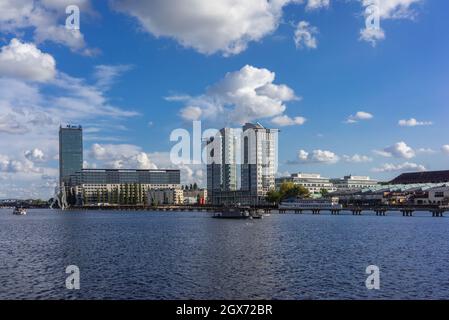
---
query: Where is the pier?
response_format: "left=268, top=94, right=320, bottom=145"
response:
left=277, top=206, right=448, bottom=217
left=66, top=204, right=449, bottom=218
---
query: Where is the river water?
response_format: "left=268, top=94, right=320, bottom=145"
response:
left=1, top=209, right=448, bottom=300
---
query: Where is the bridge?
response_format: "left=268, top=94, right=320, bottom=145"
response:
left=278, top=206, right=448, bottom=217
left=69, top=204, right=449, bottom=217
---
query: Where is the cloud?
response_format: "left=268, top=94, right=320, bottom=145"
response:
left=24, top=148, right=45, bottom=162
left=111, top=0, right=305, bottom=56
left=294, top=21, right=318, bottom=49
left=398, top=118, right=433, bottom=127
left=359, top=0, right=422, bottom=46
left=271, top=115, right=306, bottom=127
left=306, top=0, right=330, bottom=10
left=88, top=144, right=205, bottom=186
left=359, top=27, right=385, bottom=45
left=170, top=65, right=299, bottom=125
left=0, top=52, right=137, bottom=198
left=0, top=0, right=94, bottom=54
left=89, top=143, right=158, bottom=170
left=416, top=148, right=436, bottom=154
left=0, top=154, right=43, bottom=174
left=374, top=141, right=416, bottom=159
left=294, top=149, right=340, bottom=164
left=442, top=145, right=449, bottom=155
left=93, top=64, right=133, bottom=90
left=343, top=154, right=373, bottom=163
left=345, top=111, right=373, bottom=123
left=0, top=39, right=56, bottom=82
left=372, top=162, right=427, bottom=173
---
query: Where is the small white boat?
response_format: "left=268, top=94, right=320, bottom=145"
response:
left=13, top=207, right=27, bottom=215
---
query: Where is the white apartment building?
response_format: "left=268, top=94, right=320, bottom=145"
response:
left=241, top=123, right=279, bottom=204
left=331, top=175, right=378, bottom=191
left=276, top=173, right=337, bottom=197
left=148, top=189, right=184, bottom=205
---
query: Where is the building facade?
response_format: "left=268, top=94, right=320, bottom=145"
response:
left=183, top=189, right=208, bottom=205
left=59, top=125, right=83, bottom=185
left=241, top=123, right=278, bottom=204
left=72, top=169, right=181, bottom=205
left=148, top=189, right=184, bottom=205
left=276, top=173, right=337, bottom=197
left=331, top=175, right=378, bottom=191
left=207, top=123, right=278, bottom=206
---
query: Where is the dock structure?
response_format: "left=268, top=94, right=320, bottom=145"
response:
left=73, top=204, right=448, bottom=218
left=273, top=206, right=448, bottom=217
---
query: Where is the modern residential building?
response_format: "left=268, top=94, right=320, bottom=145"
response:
left=206, top=128, right=239, bottom=194
left=207, top=122, right=279, bottom=206
left=58, top=124, right=184, bottom=206
left=276, top=173, right=337, bottom=197
left=72, top=169, right=181, bottom=205
left=148, top=188, right=184, bottom=205
left=183, top=189, right=207, bottom=205
left=241, top=123, right=278, bottom=204
left=331, top=175, right=378, bottom=191
left=59, top=125, right=83, bottom=185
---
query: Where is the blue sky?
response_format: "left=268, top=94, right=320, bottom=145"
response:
left=0, top=0, right=448, bottom=199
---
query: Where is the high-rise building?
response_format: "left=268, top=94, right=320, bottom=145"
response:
left=241, top=123, right=278, bottom=204
left=207, top=123, right=278, bottom=206
left=206, top=128, right=239, bottom=194
left=59, top=125, right=83, bottom=185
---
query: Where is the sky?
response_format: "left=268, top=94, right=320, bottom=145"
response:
left=0, top=0, right=448, bottom=199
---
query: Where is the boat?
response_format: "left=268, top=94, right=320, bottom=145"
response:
left=213, top=207, right=251, bottom=219
left=279, top=197, right=343, bottom=211
left=13, top=207, right=27, bottom=215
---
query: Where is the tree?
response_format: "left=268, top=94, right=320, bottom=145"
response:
left=278, top=182, right=310, bottom=200
left=193, top=183, right=198, bottom=190
left=320, top=189, right=329, bottom=198
left=266, top=190, right=282, bottom=204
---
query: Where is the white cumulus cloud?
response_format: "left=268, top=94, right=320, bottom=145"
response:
left=372, top=162, right=427, bottom=173
left=374, top=141, right=416, bottom=159
left=169, top=65, right=299, bottom=125
left=0, top=0, right=94, bottom=54
left=345, top=111, right=373, bottom=123
left=271, top=115, right=306, bottom=127
left=398, top=118, right=433, bottom=127
left=306, top=0, right=330, bottom=10
left=24, top=148, right=45, bottom=162
left=359, top=0, right=422, bottom=46
left=343, top=154, right=373, bottom=163
left=0, top=38, right=56, bottom=82
left=295, top=149, right=340, bottom=164
left=442, top=145, right=449, bottom=155
left=111, top=0, right=310, bottom=56
left=294, top=21, right=318, bottom=49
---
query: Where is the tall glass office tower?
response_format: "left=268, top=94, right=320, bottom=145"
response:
left=59, top=125, right=83, bottom=185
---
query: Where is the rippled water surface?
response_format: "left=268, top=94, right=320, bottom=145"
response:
left=1, top=209, right=449, bottom=300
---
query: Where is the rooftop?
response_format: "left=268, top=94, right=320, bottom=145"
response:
left=390, top=170, right=449, bottom=184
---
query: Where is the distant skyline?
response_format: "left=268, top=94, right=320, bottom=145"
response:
left=1, top=0, right=449, bottom=199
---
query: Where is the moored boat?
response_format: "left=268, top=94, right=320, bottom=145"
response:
left=213, top=207, right=251, bottom=219
left=13, top=207, right=27, bottom=215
